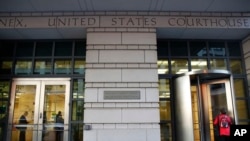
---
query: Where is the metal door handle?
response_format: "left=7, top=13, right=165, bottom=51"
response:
left=40, top=113, right=42, bottom=119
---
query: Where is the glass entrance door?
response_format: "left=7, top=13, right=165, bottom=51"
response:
left=191, top=79, right=236, bottom=141
left=8, top=78, right=70, bottom=141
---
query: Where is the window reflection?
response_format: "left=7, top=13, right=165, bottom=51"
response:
left=230, top=59, right=242, bottom=74
left=74, top=60, right=85, bottom=74
left=70, top=123, right=83, bottom=141
left=12, top=85, right=36, bottom=141
left=71, top=101, right=84, bottom=121
left=210, top=59, right=227, bottom=70
left=160, top=101, right=171, bottom=120
left=171, top=59, right=188, bottom=74
left=73, top=79, right=84, bottom=99
left=234, top=79, right=245, bottom=97
left=190, top=59, right=208, bottom=71
left=54, top=60, right=71, bottom=74
left=159, top=79, right=170, bottom=98
left=160, top=123, right=172, bottom=141
left=189, top=41, right=207, bottom=57
left=236, top=100, right=248, bottom=120
left=34, top=60, right=52, bottom=74
left=208, top=42, right=226, bottom=56
left=0, top=81, right=9, bottom=99
left=0, top=61, right=12, bottom=74
left=15, top=61, right=32, bottom=74
left=157, top=60, right=168, bottom=74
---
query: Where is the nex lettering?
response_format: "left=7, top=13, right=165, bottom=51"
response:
left=0, top=18, right=24, bottom=27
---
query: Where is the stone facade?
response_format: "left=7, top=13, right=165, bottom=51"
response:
left=84, top=27, right=160, bottom=141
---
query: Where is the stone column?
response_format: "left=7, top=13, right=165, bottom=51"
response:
left=84, top=28, right=160, bottom=141
left=242, top=36, right=250, bottom=100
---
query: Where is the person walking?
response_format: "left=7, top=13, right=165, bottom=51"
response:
left=19, top=111, right=29, bottom=141
left=213, top=108, right=233, bottom=141
left=55, top=111, right=64, bottom=141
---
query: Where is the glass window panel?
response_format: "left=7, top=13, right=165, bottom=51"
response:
left=0, top=81, right=10, bottom=99
left=160, top=101, right=171, bottom=120
left=0, top=41, right=15, bottom=57
left=0, top=100, right=8, bottom=141
left=236, top=100, right=249, bottom=120
left=210, top=59, right=227, bottom=70
left=171, top=59, right=188, bottom=74
left=170, top=41, right=188, bottom=56
left=54, top=60, right=71, bottom=74
left=189, top=41, right=207, bottom=56
left=71, top=101, right=84, bottom=121
left=157, top=60, right=169, bottom=74
left=230, top=59, right=242, bottom=74
left=34, top=60, right=52, bottom=74
left=228, top=42, right=241, bottom=56
left=157, top=41, right=169, bottom=57
left=208, top=42, right=226, bottom=56
left=0, top=60, right=12, bottom=74
left=74, top=60, right=85, bottom=74
left=159, top=79, right=170, bottom=98
left=233, top=79, right=245, bottom=97
left=73, top=79, right=84, bottom=99
left=55, top=42, right=72, bottom=56
left=12, top=85, right=36, bottom=141
left=70, top=123, right=83, bottom=141
left=160, top=123, right=172, bottom=141
left=238, top=121, right=250, bottom=125
left=75, top=41, right=86, bottom=56
left=35, top=42, right=53, bottom=56
left=16, top=42, right=34, bottom=57
left=190, top=59, right=208, bottom=71
left=15, top=60, right=32, bottom=74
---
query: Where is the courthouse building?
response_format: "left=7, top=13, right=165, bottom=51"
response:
left=0, top=0, right=250, bottom=141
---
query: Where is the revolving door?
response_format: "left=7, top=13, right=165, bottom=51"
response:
left=174, top=70, right=237, bottom=141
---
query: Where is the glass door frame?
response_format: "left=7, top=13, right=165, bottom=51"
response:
left=7, top=78, right=70, bottom=141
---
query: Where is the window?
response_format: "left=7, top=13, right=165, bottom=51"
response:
left=171, top=59, right=188, bottom=74
left=35, top=42, right=53, bottom=56
left=170, top=41, right=188, bottom=56
left=55, top=41, right=72, bottom=56
left=228, top=42, right=241, bottom=56
left=34, top=60, right=52, bottom=74
left=16, top=42, right=34, bottom=57
left=208, top=42, right=226, bottom=57
left=189, top=41, right=207, bottom=57
left=15, top=60, right=32, bottom=74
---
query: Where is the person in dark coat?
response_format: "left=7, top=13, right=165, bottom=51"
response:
left=55, top=111, right=64, bottom=141
left=0, top=114, right=7, bottom=141
left=19, top=111, right=29, bottom=141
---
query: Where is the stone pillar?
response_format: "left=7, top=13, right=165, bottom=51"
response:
left=242, top=36, right=250, bottom=100
left=84, top=28, right=160, bottom=141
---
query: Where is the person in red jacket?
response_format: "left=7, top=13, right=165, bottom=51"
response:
left=213, top=108, right=233, bottom=141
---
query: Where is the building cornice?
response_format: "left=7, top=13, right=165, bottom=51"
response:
left=0, top=11, right=250, bottom=17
